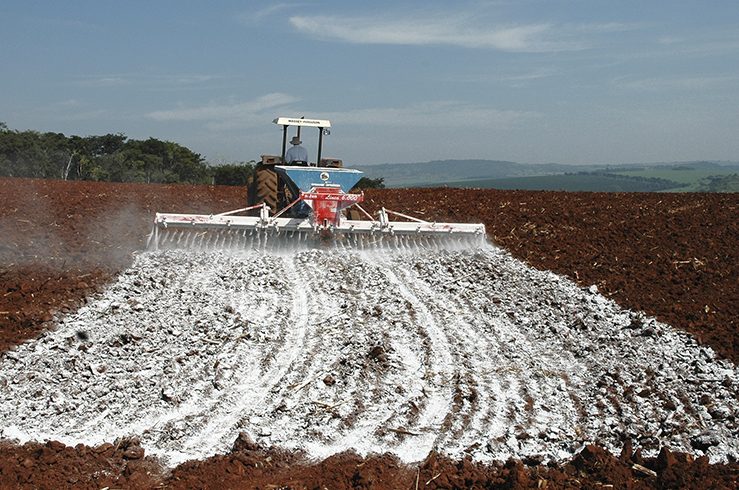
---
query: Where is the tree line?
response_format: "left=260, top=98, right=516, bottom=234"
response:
left=0, top=123, right=385, bottom=189
left=0, top=123, right=253, bottom=185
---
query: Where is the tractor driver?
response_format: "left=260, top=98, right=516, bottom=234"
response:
left=285, top=136, right=308, bottom=165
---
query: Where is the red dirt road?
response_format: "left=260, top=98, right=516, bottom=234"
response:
left=0, top=177, right=737, bottom=488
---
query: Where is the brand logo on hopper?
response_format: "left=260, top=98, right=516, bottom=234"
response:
left=320, top=172, right=330, bottom=182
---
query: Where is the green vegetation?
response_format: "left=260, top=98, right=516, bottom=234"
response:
left=694, top=174, right=739, bottom=192
left=0, top=123, right=252, bottom=185
left=353, top=176, right=386, bottom=189
left=211, top=161, right=256, bottom=186
left=606, top=162, right=739, bottom=191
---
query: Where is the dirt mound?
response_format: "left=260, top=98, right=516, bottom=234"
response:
left=1, top=177, right=737, bottom=488
left=0, top=437, right=160, bottom=489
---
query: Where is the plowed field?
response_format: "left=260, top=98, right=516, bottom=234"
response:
left=0, top=177, right=737, bottom=489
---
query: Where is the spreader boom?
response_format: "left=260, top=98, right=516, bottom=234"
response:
left=148, top=204, right=486, bottom=251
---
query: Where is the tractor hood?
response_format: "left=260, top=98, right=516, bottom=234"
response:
left=275, top=166, right=363, bottom=193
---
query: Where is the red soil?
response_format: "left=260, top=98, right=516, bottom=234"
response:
left=0, top=177, right=737, bottom=488
left=2, top=435, right=737, bottom=489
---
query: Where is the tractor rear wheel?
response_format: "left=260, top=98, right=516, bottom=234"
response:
left=254, top=166, right=279, bottom=212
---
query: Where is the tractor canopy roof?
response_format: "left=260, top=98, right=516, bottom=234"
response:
left=273, top=117, right=331, bottom=128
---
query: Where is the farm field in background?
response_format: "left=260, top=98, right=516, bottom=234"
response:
left=443, top=173, right=677, bottom=192
left=394, top=161, right=739, bottom=192
left=611, top=166, right=739, bottom=192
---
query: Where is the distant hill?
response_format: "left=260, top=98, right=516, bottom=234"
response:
left=356, top=160, right=596, bottom=187
left=357, top=160, right=739, bottom=192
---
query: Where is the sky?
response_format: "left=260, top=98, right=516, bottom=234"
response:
left=1, top=1, right=738, bottom=166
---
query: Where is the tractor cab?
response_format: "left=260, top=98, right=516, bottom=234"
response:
left=248, top=116, right=355, bottom=217
left=261, top=116, right=343, bottom=168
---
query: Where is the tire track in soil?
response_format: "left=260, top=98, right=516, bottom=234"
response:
left=391, top=247, right=704, bottom=462
left=172, top=253, right=312, bottom=460
left=476, top=248, right=615, bottom=454
left=279, top=251, right=453, bottom=461
left=389, top=249, right=565, bottom=460
left=374, top=252, right=496, bottom=454
left=388, top=247, right=581, bottom=461
left=368, top=253, right=456, bottom=460
left=265, top=253, right=337, bottom=404
left=263, top=252, right=372, bottom=449
left=108, top=252, right=310, bottom=464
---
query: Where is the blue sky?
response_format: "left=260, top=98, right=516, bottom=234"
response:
left=1, top=1, right=738, bottom=165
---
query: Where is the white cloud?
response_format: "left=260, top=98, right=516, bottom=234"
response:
left=171, top=75, right=218, bottom=84
left=25, top=15, right=103, bottom=32
left=320, top=101, right=538, bottom=129
left=77, top=76, right=131, bottom=88
left=615, top=75, right=738, bottom=91
left=75, top=74, right=218, bottom=88
left=657, top=36, right=682, bottom=45
left=146, top=93, right=299, bottom=125
left=237, top=3, right=300, bottom=24
left=496, top=68, right=558, bottom=84
left=20, top=98, right=109, bottom=123
left=53, top=99, right=82, bottom=108
left=439, top=67, right=557, bottom=86
left=574, top=22, right=643, bottom=34
left=644, top=30, right=739, bottom=58
left=146, top=95, right=535, bottom=137
left=289, top=14, right=582, bottom=52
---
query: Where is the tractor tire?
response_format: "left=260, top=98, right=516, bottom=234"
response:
left=254, top=166, right=279, bottom=212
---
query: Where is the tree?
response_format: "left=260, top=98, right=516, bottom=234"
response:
left=0, top=125, right=211, bottom=184
left=39, top=132, right=73, bottom=179
left=212, top=161, right=255, bottom=186
left=354, top=176, right=385, bottom=189
left=164, top=141, right=209, bottom=184
left=0, top=128, right=52, bottom=178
